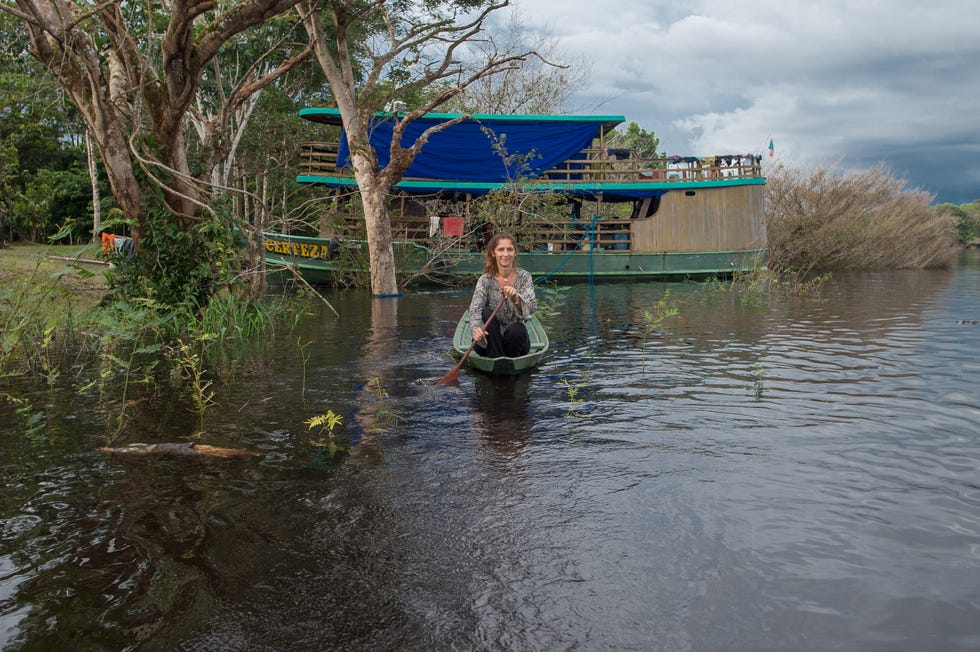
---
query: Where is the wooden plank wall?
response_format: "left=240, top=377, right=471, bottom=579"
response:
left=631, top=185, right=766, bottom=252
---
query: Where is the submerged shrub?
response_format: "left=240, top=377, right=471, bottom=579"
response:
left=765, top=162, right=959, bottom=274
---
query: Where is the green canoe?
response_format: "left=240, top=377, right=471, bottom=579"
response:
left=451, top=310, right=549, bottom=375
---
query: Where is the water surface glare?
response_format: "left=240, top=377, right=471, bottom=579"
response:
left=1, top=252, right=979, bottom=650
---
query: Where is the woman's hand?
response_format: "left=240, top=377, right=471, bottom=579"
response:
left=501, top=285, right=520, bottom=303
left=472, top=327, right=487, bottom=345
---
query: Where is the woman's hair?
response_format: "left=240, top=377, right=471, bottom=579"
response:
left=483, top=232, right=518, bottom=276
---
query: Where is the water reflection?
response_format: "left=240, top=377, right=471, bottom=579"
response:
left=346, top=297, right=401, bottom=455
left=471, top=373, right=533, bottom=458
left=2, top=255, right=979, bottom=650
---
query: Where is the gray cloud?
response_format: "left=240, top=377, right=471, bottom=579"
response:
left=513, top=0, right=980, bottom=203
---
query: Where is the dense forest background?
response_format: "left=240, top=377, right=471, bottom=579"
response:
left=0, top=9, right=326, bottom=247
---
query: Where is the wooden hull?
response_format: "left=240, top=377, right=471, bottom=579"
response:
left=451, top=311, right=549, bottom=376
left=261, top=232, right=766, bottom=285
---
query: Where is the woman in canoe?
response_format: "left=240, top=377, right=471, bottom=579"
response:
left=469, top=232, right=538, bottom=358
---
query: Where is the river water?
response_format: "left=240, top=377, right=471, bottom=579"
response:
left=2, top=251, right=979, bottom=651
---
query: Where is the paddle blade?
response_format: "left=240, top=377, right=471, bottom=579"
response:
left=435, top=367, right=460, bottom=386
left=437, top=297, right=501, bottom=387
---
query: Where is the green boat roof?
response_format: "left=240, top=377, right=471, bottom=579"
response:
left=299, top=107, right=626, bottom=128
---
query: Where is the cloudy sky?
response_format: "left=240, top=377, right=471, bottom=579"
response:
left=508, top=0, right=980, bottom=204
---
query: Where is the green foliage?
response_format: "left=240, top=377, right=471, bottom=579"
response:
left=103, top=187, right=242, bottom=309
left=297, top=336, right=312, bottom=399
left=87, top=297, right=166, bottom=441
left=363, top=376, right=406, bottom=433
left=470, top=178, right=570, bottom=252
left=0, top=252, right=93, bottom=380
left=307, top=410, right=344, bottom=455
left=935, top=201, right=980, bottom=244
left=1, top=392, right=46, bottom=442
left=532, top=281, right=569, bottom=327
left=638, top=289, right=679, bottom=375
left=91, top=287, right=305, bottom=439
left=640, top=289, right=679, bottom=336
left=240, top=88, right=323, bottom=170
left=0, top=241, right=308, bottom=441
left=10, top=166, right=93, bottom=242
left=604, top=122, right=664, bottom=160
left=749, top=362, right=768, bottom=399
left=560, top=373, right=591, bottom=419
left=169, top=339, right=215, bottom=418
left=0, top=57, right=94, bottom=244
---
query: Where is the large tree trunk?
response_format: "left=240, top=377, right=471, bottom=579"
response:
left=85, top=130, right=101, bottom=240
left=353, top=160, right=400, bottom=297
left=92, top=117, right=146, bottom=236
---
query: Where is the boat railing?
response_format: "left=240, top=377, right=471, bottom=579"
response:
left=321, top=207, right=633, bottom=254
left=297, top=142, right=764, bottom=182
left=299, top=142, right=340, bottom=174
left=542, top=149, right=763, bottom=182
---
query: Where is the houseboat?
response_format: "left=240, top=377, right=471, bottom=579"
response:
left=263, top=108, right=767, bottom=285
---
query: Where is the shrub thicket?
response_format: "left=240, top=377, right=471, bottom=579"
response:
left=765, top=162, right=959, bottom=275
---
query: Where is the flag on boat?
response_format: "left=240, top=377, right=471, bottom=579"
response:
left=767, top=138, right=774, bottom=157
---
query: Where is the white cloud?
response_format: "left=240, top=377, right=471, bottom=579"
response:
left=510, top=0, right=980, bottom=202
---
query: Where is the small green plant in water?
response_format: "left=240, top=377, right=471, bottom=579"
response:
left=366, top=377, right=406, bottom=433
left=307, top=410, right=344, bottom=455
left=561, top=373, right=592, bottom=419
left=298, top=336, right=312, bottom=400
left=86, top=298, right=164, bottom=444
left=749, top=362, right=768, bottom=399
left=639, top=289, right=679, bottom=375
left=533, top=281, right=569, bottom=327
left=171, top=338, right=216, bottom=417
left=2, top=393, right=47, bottom=443
left=640, top=289, right=679, bottom=340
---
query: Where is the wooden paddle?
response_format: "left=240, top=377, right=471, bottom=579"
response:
left=435, top=296, right=507, bottom=386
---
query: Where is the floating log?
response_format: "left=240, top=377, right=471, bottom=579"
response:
left=99, top=442, right=263, bottom=459
left=46, top=255, right=110, bottom=265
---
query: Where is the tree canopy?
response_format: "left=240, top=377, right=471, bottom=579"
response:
left=2, top=0, right=312, bottom=302
left=0, top=13, right=94, bottom=245
left=1, top=0, right=615, bottom=295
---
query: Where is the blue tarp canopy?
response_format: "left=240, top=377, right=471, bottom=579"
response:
left=299, top=108, right=624, bottom=183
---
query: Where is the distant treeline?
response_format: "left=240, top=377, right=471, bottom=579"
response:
left=935, top=201, right=980, bottom=245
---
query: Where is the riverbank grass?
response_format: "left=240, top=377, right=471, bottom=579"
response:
left=1, top=244, right=108, bottom=379
left=0, top=242, right=107, bottom=305
left=1, top=242, right=308, bottom=437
